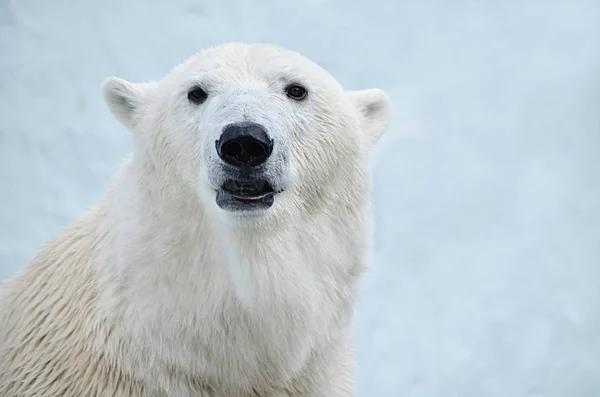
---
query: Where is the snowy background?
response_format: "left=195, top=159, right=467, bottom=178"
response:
left=1, top=0, right=600, bottom=396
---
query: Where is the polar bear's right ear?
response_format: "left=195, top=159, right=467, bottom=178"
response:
left=347, top=89, right=392, bottom=149
left=103, top=77, right=154, bottom=131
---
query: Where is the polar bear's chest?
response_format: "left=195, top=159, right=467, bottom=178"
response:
left=131, top=283, right=329, bottom=392
left=113, top=225, right=353, bottom=393
left=201, top=255, right=330, bottom=385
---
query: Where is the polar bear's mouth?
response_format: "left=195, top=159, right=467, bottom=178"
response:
left=216, top=178, right=280, bottom=211
left=221, top=179, right=275, bottom=200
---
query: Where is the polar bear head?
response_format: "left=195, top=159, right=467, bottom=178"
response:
left=103, top=43, right=391, bottom=222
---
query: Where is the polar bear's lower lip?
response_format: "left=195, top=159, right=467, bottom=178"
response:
left=228, top=192, right=272, bottom=200
left=220, top=179, right=275, bottom=199
left=215, top=189, right=276, bottom=211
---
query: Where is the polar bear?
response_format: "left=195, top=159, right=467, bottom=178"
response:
left=0, top=43, right=391, bottom=397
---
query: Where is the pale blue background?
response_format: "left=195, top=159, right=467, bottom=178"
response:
left=1, top=1, right=600, bottom=396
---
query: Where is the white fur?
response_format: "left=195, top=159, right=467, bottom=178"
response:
left=0, top=43, right=392, bottom=397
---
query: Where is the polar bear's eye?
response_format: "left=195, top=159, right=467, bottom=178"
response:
left=285, top=84, right=308, bottom=101
left=188, top=86, right=208, bottom=105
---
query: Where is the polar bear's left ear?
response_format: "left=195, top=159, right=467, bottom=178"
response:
left=103, top=77, right=155, bottom=131
left=347, top=89, right=392, bottom=148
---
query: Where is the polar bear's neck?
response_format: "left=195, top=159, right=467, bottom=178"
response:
left=106, top=158, right=366, bottom=306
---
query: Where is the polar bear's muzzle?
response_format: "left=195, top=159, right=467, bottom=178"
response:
left=209, top=121, right=288, bottom=213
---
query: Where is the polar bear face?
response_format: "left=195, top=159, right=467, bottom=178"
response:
left=103, top=43, right=391, bottom=221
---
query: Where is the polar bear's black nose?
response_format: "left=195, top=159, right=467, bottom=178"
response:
left=216, top=122, right=273, bottom=168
